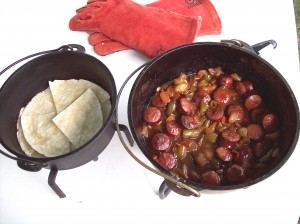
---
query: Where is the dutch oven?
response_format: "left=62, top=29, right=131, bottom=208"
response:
left=125, top=40, right=300, bottom=198
left=0, top=44, right=131, bottom=198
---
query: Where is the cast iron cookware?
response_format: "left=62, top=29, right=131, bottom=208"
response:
left=127, top=40, right=299, bottom=197
left=0, top=45, right=118, bottom=197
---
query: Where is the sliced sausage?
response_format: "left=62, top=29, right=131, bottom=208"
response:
left=206, top=104, right=224, bottom=121
left=213, top=87, right=231, bottom=104
left=166, top=120, right=181, bottom=136
left=262, top=113, right=279, bottom=132
left=151, top=92, right=167, bottom=108
left=151, top=133, right=171, bottom=151
left=202, top=170, right=221, bottom=186
left=243, top=89, right=258, bottom=99
left=178, top=98, right=194, bottom=115
left=254, top=140, right=271, bottom=158
left=219, top=75, right=233, bottom=88
left=245, top=95, right=262, bottom=110
left=219, top=130, right=241, bottom=149
left=234, top=81, right=247, bottom=95
left=227, top=104, right=245, bottom=123
left=241, top=80, right=254, bottom=91
left=181, top=115, right=199, bottom=130
left=225, top=164, right=245, bottom=184
left=216, top=147, right=233, bottom=162
left=251, top=108, right=268, bottom=123
left=158, top=152, right=177, bottom=170
left=233, top=146, right=253, bottom=164
left=193, top=90, right=211, bottom=106
left=247, top=124, right=264, bottom=141
left=143, top=107, right=162, bottom=125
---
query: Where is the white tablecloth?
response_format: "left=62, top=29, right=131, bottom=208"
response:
left=0, top=0, right=299, bottom=223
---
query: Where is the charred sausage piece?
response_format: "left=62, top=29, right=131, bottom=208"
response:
left=219, top=75, right=233, bottom=88
left=206, top=104, right=224, bottom=121
left=262, top=114, right=279, bottom=132
left=181, top=115, right=199, bottom=130
left=245, top=95, right=262, bottom=110
left=178, top=98, right=194, bottom=115
left=158, top=152, right=177, bottom=170
left=216, top=147, right=233, bottom=162
left=193, top=90, right=211, bottom=106
left=247, top=124, right=264, bottom=141
left=166, top=120, right=181, bottom=136
left=151, top=133, right=171, bottom=151
left=227, top=104, right=245, bottom=123
left=213, top=87, right=231, bottom=104
left=225, top=164, right=245, bottom=184
left=202, top=170, right=221, bottom=186
left=151, top=92, right=167, bottom=108
left=143, top=107, right=162, bottom=125
left=219, top=130, right=241, bottom=149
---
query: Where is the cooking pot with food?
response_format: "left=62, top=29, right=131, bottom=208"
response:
left=0, top=45, right=128, bottom=197
left=126, top=40, right=299, bottom=198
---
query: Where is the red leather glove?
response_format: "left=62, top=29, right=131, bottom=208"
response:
left=86, top=0, right=221, bottom=56
left=69, top=0, right=201, bottom=58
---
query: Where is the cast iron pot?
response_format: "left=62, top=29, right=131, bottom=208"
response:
left=127, top=40, right=300, bottom=197
left=0, top=45, right=118, bottom=197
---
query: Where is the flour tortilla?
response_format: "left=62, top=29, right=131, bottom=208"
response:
left=49, top=79, right=110, bottom=113
left=21, top=112, right=71, bottom=157
left=52, top=89, right=103, bottom=148
left=101, top=100, right=112, bottom=122
left=22, top=87, right=56, bottom=115
left=16, top=108, right=45, bottom=158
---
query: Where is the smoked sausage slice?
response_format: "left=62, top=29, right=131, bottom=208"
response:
left=206, top=104, right=224, bottom=121
left=216, top=147, right=233, bottom=162
left=245, top=95, right=262, bottom=110
left=143, top=107, right=162, bottom=125
left=151, top=133, right=171, bottom=151
left=166, top=120, right=181, bottom=136
left=178, top=98, right=194, bottom=115
left=225, top=164, right=245, bottom=184
left=158, top=153, right=177, bottom=170
left=151, top=92, right=167, bottom=108
left=247, top=124, right=264, bottom=141
left=219, top=130, right=241, bottom=149
left=181, top=115, right=199, bottom=130
left=213, top=87, right=231, bottom=104
left=262, top=114, right=279, bottom=132
left=202, top=170, right=221, bottom=186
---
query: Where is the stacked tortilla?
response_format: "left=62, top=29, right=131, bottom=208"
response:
left=17, top=79, right=111, bottom=157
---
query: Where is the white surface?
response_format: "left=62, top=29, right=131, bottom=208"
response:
left=0, top=0, right=299, bottom=223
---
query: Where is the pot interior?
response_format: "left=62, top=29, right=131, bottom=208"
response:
left=128, top=42, right=299, bottom=190
left=0, top=50, right=117, bottom=167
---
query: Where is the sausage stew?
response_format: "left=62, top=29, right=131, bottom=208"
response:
left=142, top=67, right=280, bottom=186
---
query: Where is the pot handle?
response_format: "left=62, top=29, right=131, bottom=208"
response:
left=221, top=39, right=277, bottom=55
left=0, top=44, right=85, bottom=168
left=0, top=44, right=85, bottom=77
left=115, top=63, right=201, bottom=198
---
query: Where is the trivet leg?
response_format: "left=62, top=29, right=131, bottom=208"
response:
left=48, top=169, right=66, bottom=198
left=159, top=180, right=172, bottom=199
